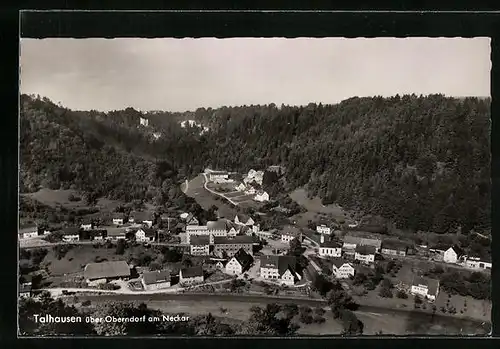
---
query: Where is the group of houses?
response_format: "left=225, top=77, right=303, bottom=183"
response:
left=83, top=260, right=205, bottom=290
left=18, top=223, right=50, bottom=240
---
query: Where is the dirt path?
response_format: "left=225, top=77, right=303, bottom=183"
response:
left=202, top=173, right=239, bottom=206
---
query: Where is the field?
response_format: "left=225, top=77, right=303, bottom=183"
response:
left=23, top=189, right=88, bottom=209
left=185, top=175, right=238, bottom=219
left=289, top=188, right=346, bottom=218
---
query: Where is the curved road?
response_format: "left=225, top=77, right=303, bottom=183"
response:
left=202, top=173, right=239, bottom=206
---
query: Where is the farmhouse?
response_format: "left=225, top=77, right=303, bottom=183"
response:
left=465, top=256, right=492, bottom=270
left=354, top=245, right=376, bottom=264
left=84, top=261, right=131, bottom=286
left=62, top=227, right=80, bottom=242
left=316, top=224, right=332, bottom=235
left=225, top=249, right=254, bottom=275
left=107, top=229, right=126, bottom=241
left=135, top=228, right=156, bottom=243
left=190, top=235, right=211, bottom=256
left=112, top=217, right=124, bottom=226
left=209, top=171, right=229, bottom=182
left=254, top=190, right=270, bottom=202
left=280, top=226, right=302, bottom=244
left=141, top=270, right=171, bottom=290
left=342, top=233, right=382, bottom=255
left=80, top=221, right=94, bottom=231
left=214, top=235, right=254, bottom=257
left=179, top=266, right=204, bottom=285
left=140, top=117, right=149, bottom=127
left=410, top=276, right=440, bottom=301
left=131, top=212, right=154, bottom=228
left=319, top=240, right=342, bottom=258
left=332, top=259, right=355, bottom=279
left=234, top=214, right=255, bottom=226
left=18, top=223, right=38, bottom=240
left=79, top=229, right=107, bottom=241
left=381, top=240, right=408, bottom=257
left=19, top=283, right=32, bottom=298
left=259, top=255, right=301, bottom=286
left=443, top=246, right=464, bottom=264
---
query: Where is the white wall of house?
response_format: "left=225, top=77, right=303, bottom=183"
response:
left=141, top=280, right=171, bottom=290
left=343, top=242, right=357, bottom=250
left=20, top=232, right=38, bottom=239
left=466, top=259, right=492, bottom=270
left=410, top=285, right=438, bottom=301
left=319, top=247, right=342, bottom=257
left=87, top=278, right=107, bottom=287
left=333, top=264, right=355, bottom=279
left=316, top=226, right=331, bottom=235
left=63, top=235, right=79, bottom=242
left=81, top=224, right=93, bottom=231
left=180, top=275, right=204, bottom=285
left=443, top=248, right=458, bottom=263
left=354, top=253, right=375, bottom=264
left=190, top=245, right=210, bottom=256
left=113, top=219, right=124, bottom=226
left=260, top=266, right=280, bottom=280
left=280, top=269, right=296, bottom=285
left=281, top=234, right=299, bottom=243
left=225, top=258, right=243, bottom=275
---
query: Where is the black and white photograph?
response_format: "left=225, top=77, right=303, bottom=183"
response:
left=18, top=37, right=491, bottom=337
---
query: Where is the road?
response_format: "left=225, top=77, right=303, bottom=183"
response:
left=20, top=240, right=189, bottom=250
left=202, top=173, right=239, bottom=206
left=181, top=179, right=189, bottom=194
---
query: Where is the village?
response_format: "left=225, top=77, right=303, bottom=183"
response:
left=18, top=167, right=492, bottom=331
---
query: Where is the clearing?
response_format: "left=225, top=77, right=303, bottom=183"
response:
left=289, top=188, right=346, bottom=218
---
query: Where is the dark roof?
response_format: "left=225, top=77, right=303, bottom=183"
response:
left=381, top=240, right=408, bottom=251
left=107, top=229, right=126, bottom=237
left=331, top=258, right=352, bottom=269
left=214, top=235, right=254, bottom=245
left=181, top=266, right=204, bottom=279
left=343, top=234, right=382, bottom=248
left=449, top=245, right=464, bottom=256
left=19, top=223, right=38, bottom=230
left=233, top=248, right=254, bottom=268
left=191, top=235, right=211, bottom=246
left=84, top=261, right=130, bottom=280
left=63, top=227, right=81, bottom=235
left=142, top=270, right=171, bottom=285
left=259, top=255, right=297, bottom=277
left=320, top=241, right=342, bottom=248
left=281, top=225, right=302, bottom=237
left=131, top=211, right=153, bottom=222
left=207, top=220, right=227, bottom=231
left=355, top=245, right=377, bottom=255
left=139, top=228, right=156, bottom=237
left=413, top=276, right=440, bottom=296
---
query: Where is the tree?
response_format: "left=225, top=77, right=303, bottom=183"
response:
left=282, top=303, right=299, bottom=319
left=238, top=304, right=299, bottom=335
left=19, top=292, right=95, bottom=336
left=115, top=239, right=126, bottom=255
left=339, top=309, right=364, bottom=336
left=396, top=290, right=408, bottom=299
left=327, top=287, right=355, bottom=319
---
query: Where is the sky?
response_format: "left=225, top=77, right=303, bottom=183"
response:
left=20, top=37, right=491, bottom=112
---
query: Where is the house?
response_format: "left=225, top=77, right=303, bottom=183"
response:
left=84, top=261, right=131, bottom=286
left=465, top=256, right=492, bottom=270
left=190, top=235, right=211, bottom=256
left=62, top=227, right=80, bottom=242
left=410, top=276, right=440, bottom=301
left=342, top=233, right=382, bottom=255
left=235, top=183, right=246, bottom=192
left=141, top=270, right=171, bottom=290
left=80, top=221, right=94, bottom=231
left=319, top=239, right=342, bottom=258
left=107, top=229, right=126, bottom=241
left=254, top=191, right=270, bottom=202
left=228, top=227, right=239, bottom=236
left=79, top=229, right=107, bottom=241
left=331, top=259, right=355, bottom=279
left=354, top=245, right=376, bottom=264
left=267, top=165, right=283, bottom=175
left=203, top=259, right=227, bottom=272
left=135, top=228, right=156, bottom=243
left=91, top=230, right=108, bottom=241
left=255, top=230, right=273, bottom=240
left=209, top=171, right=229, bottom=182
left=225, top=249, right=254, bottom=275
left=234, top=215, right=255, bottom=227
left=179, top=266, right=204, bottom=285
left=214, top=235, right=254, bottom=257
left=185, top=214, right=199, bottom=226
left=19, top=283, right=32, bottom=298
left=244, top=187, right=256, bottom=195
left=316, top=224, right=332, bottom=235
left=259, top=255, right=301, bottom=286
left=140, top=117, right=149, bottom=127
left=443, top=246, right=463, bottom=264
left=131, top=212, right=155, bottom=228
left=244, top=169, right=264, bottom=185
left=187, top=220, right=229, bottom=244
left=18, top=223, right=38, bottom=240
left=280, top=226, right=302, bottom=244
left=113, top=217, right=124, bottom=226
left=381, top=240, right=408, bottom=257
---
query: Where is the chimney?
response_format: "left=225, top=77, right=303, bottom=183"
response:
left=320, top=234, right=325, bottom=244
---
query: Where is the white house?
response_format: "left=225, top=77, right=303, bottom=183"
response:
left=443, top=246, right=463, bottom=264
left=234, top=215, right=255, bottom=227
left=280, top=226, right=302, bottom=244
left=410, top=276, right=440, bottom=301
left=316, top=224, right=332, bottom=235
left=228, top=227, right=239, bottom=236
left=18, top=224, right=38, bottom=240
left=209, top=171, right=229, bottom=182
left=135, top=228, right=156, bottom=243
left=332, top=259, right=355, bottom=279
left=141, top=270, right=171, bottom=290
left=254, top=191, right=270, bottom=202
left=225, top=249, right=253, bottom=276
left=139, top=117, right=149, bottom=127
left=465, top=256, right=492, bottom=270
left=80, top=223, right=93, bottom=231
left=319, top=239, right=342, bottom=258
left=113, top=218, right=124, bottom=226
left=354, top=245, right=376, bottom=264
left=235, top=183, right=246, bottom=192
left=259, top=255, right=301, bottom=286
left=62, top=228, right=80, bottom=242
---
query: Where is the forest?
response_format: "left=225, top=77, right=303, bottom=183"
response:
left=20, top=94, right=491, bottom=236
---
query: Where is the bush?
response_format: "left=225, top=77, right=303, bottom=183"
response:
left=396, top=290, right=408, bottom=299
left=313, top=315, right=326, bottom=324
left=379, top=287, right=393, bottom=298
left=82, top=300, right=91, bottom=306
left=314, top=307, right=326, bottom=316
left=299, top=313, right=314, bottom=324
